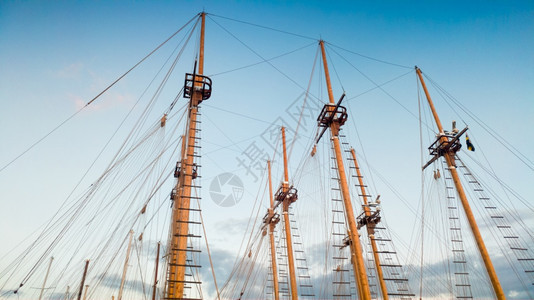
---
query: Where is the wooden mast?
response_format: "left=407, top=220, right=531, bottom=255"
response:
left=118, top=230, right=134, bottom=300
left=319, top=40, right=371, bottom=300
left=152, top=242, right=161, bottom=300
left=38, top=256, right=54, bottom=300
left=77, top=260, right=89, bottom=300
left=83, top=285, right=89, bottom=300
left=349, top=148, right=389, bottom=299
left=415, top=67, right=505, bottom=299
left=281, top=127, right=299, bottom=300
left=267, top=160, right=280, bottom=300
left=167, top=12, right=209, bottom=299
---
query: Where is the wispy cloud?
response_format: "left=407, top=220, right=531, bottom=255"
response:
left=55, top=62, right=84, bottom=79
left=55, top=64, right=135, bottom=112
left=71, top=90, right=134, bottom=112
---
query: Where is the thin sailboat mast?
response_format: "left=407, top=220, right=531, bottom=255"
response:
left=152, top=242, right=160, bottom=300
left=318, top=40, right=371, bottom=300
left=415, top=67, right=505, bottom=299
left=267, top=160, right=280, bottom=300
left=167, top=12, right=212, bottom=299
left=38, top=256, right=54, bottom=300
left=77, top=260, right=89, bottom=300
left=83, top=285, right=89, bottom=300
left=118, top=230, right=134, bottom=300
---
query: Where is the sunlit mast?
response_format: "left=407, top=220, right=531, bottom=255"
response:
left=38, top=256, right=54, bottom=300
left=415, top=67, right=505, bottom=299
left=166, top=12, right=212, bottom=299
left=277, top=127, right=299, bottom=299
left=118, top=230, right=134, bottom=300
left=77, top=260, right=90, bottom=300
left=264, top=160, right=281, bottom=300
left=316, top=40, right=371, bottom=300
left=152, top=242, right=161, bottom=300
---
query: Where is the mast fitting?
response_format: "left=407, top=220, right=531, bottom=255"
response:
left=422, top=126, right=468, bottom=170
left=356, top=210, right=381, bottom=233
left=184, top=73, right=212, bottom=103
left=274, top=185, right=298, bottom=204
left=262, top=208, right=280, bottom=225
left=316, top=93, right=347, bottom=142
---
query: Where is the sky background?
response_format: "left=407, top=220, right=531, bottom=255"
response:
left=1, top=0, right=533, bottom=299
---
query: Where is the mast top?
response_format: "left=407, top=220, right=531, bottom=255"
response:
left=319, top=40, right=335, bottom=105
left=415, top=66, right=445, bottom=134
left=198, top=12, right=206, bottom=75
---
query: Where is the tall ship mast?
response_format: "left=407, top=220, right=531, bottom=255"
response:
left=416, top=66, right=505, bottom=299
left=277, top=126, right=299, bottom=299
left=315, top=40, right=372, bottom=300
left=166, top=12, right=212, bottom=300
left=265, top=159, right=280, bottom=300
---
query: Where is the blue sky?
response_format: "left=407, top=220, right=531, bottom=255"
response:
left=1, top=0, right=533, bottom=298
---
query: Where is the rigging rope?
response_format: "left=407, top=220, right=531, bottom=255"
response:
left=345, top=69, right=414, bottom=102
left=417, top=69, right=426, bottom=299
left=7, top=58, right=187, bottom=291
left=423, top=72, right=534, bottom=171
left=0, top=14, right=198, bottom=174
left=5, top=38, right=195, bottom=294
left=194, top=193, right=221, bottom=300
left=288, top=45, right=320, bottom=163
left=208, top=15, right=324, bottom=107
left=328, top=46, right=432, bottom=130
left=208, top=13, right=317, bottom=41
left=208, top=42, right=316, bottom=77
left=209, top=13, right=414, bottom=70
left=203, top=104, right=272, bottom=125
left=326, top=41, right=412, bottom=69
left=324, top=44, right=345, bottom=93
left=220, top=161, right=270, bottom=294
